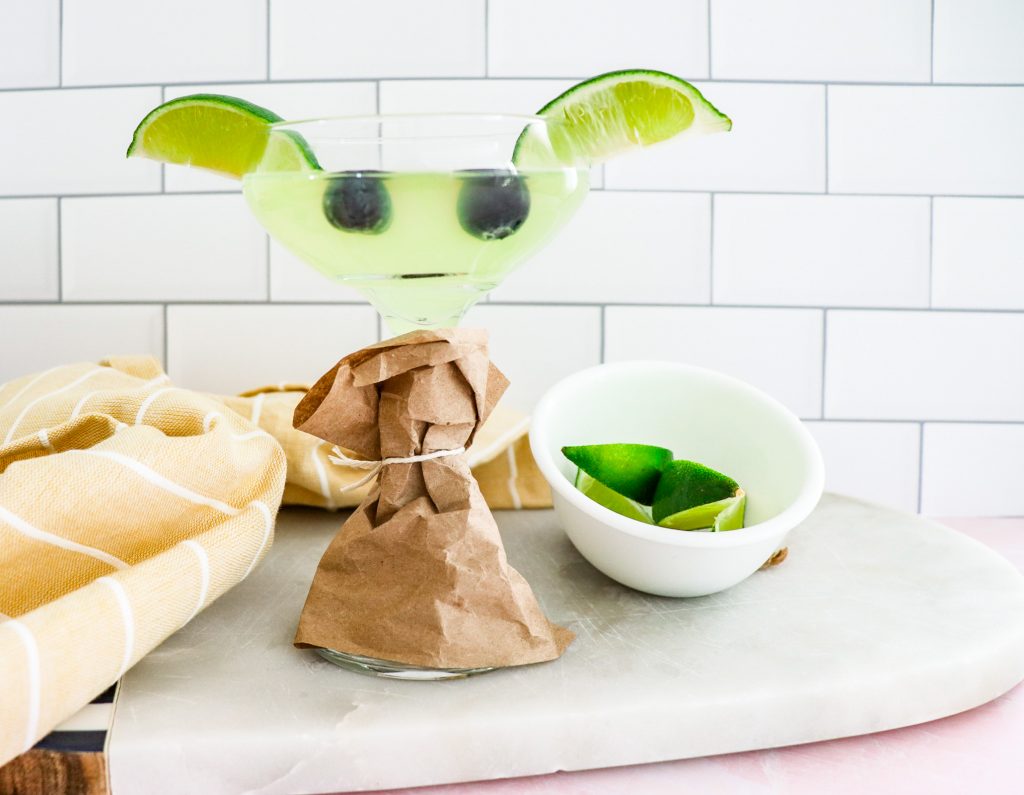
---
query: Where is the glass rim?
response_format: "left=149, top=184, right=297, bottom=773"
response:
left=268, top=112, right=553, bottom=142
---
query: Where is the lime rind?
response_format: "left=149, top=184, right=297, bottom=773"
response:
left=562, top=443, right=673, bottom=505
left=651, top=460, right=740, bottom=524
left=126, top=93, right=319, bottom=178
left=514, top=69, right=731, bottom=167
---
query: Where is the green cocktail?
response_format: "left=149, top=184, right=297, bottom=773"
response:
left=244, top=166, right=587, bottom=332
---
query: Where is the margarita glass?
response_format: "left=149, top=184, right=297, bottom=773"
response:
left=243, top=114, right=589, bottom=333
left=241, top=115, right=588, bottom=678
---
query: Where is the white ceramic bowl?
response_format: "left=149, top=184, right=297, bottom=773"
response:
left=530, top=361, right=825, bottom=597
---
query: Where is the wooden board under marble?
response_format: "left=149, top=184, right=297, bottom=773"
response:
left=96, top=497, right=1024, bottom=793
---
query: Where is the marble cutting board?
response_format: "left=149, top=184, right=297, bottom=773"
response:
left=107, top=495, right=1024, bottom=795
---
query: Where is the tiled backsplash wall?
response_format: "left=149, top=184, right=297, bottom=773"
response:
left=1, top=0, right=1022, bottom=516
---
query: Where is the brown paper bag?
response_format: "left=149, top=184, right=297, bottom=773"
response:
left=292, top=328, right=573, bottom=669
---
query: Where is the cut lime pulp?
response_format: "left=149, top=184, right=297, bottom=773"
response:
left=126, top=93, right=318, bottom=178
left=575, top=469, right=653, bottom=524
left=515, top=69, right=732, bottom=166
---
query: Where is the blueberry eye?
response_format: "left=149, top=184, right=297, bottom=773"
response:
left=457, top=169, right=530, bottom=241
left=323, top=171, right=391, bottom=233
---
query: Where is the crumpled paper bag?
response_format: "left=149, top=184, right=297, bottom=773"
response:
left=292, top=328, right=573, bottom=669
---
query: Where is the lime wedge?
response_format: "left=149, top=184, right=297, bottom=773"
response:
left=575, top=469, right=652, bottom=524
left=658, top=490, right=746, bottom=532
left=126, top=94, right=318, bottom=178
left=515, top=69, right=731, bottom=166
left=562, top=443, right=672, bottom=505
left=651, top=460, right=741, bottom=525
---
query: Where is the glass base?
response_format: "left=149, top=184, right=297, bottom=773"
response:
left=316, top=647, right=496, bottom=680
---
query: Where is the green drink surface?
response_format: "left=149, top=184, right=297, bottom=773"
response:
left=243, top=169, right=588, bottom=330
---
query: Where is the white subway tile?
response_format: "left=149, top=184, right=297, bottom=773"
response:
left=605, top=83, right=824, bottom=193
left=932, top=198, right=1024, bottom=310
left=711, top=0, right=930, bottom=82
left=825, top=311, right=1024, bottom=421
left=829, top=86, right=1024, bottom=196
left=605, top=306, right=823, bottom=418
left=0, top=87, right=161, bottom=196
left=62, top=0, right=266, bottom=86
left=270, top=241, right=370, bottom=303
left=0, top=305, right=163, bottom=382
left=0, top=199, right=59, bottom=300
left=167, top=305, right=378, bottom=394
left=62, top=195, right=266, bottom=302
left=271, top=0, right=484, bottom=79
left=804, top=421, right=921, bottom=513
left=0, top=0, right=59, bottom=88
left=714, top=195, right=930, bottom=308
left=462, top=305, right=602, bottom=411
left=922, top=424, right=1024, bottom=516
left=492, top=192, right=710, bottom=304
left=488, top=0, right=708, bottom=79
left=163, top=81, right=378, bottom=193
left=379, top=79, right=576, bottom=115
left=934, top=0, right=1024, bottom=84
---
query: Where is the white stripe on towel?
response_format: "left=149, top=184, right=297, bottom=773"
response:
left=68, top=450, right=242, bottom=516
left=4, top=368, right=105, bottom=445
left=0, top=503, right=128, bottom=570
left=505, top=445, right=523, bottom=510
left=182, top=540, right=211, bottom=623
left=241, top=501, right=274, bottom=580
left=97, top=577, right=134, bottom=678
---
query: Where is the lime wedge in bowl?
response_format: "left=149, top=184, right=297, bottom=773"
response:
left=562, top=443, right=672, bottom=505
left=653, top=460, right=744, bottom=531
left=575, top=470, right=652, bottom=524
left=126, top=93, right=318, bottom=178
left=515, top=69, right=731, bottom=166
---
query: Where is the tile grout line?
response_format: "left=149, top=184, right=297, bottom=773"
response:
left=7, top=189, right=1021, bottom=202
left=264, top=235, right=271, bottom=301
left=4, top=78, right=1024, bottom=95
left=162, top=304, right=169, bottom=369
left=3, top=299, right=1024, bottom=314
left=930, top=0, right=936, bottom=83
left=706, top=0, right=713, bottom=78
left=57, top=0, right=64, bottom=87
left=265, top=0, right=271, bottom=80
left=599, top=305, right=606, bottom=363
left=928, top=197, right=934, bottom=307
left=823, top=85, right=829, bottom=192
left=56, top=198, right=62, bottom=301
left=708, top=193, right=716, bottom=304
left=484, top=0, right=490, bottom=77
left=921, top=422, right=929, bottom=516
left=820, top=310, right=828, bottom=419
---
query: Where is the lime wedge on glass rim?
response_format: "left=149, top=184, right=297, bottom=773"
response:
left=126, top=93, right=319, bottom=177
left=514, top=69, right=732, bottom=166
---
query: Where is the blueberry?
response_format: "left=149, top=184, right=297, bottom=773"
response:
left=457, top=169, right=530, bottom=241
left=322, top=171, right=391, bottom=234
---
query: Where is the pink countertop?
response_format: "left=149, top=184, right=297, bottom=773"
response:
left=371, top=517, right=1024, bottom=795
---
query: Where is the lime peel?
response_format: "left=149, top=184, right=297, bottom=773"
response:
left=562, top=443, right=672, bottom=505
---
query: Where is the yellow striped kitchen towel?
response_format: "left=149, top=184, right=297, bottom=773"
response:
left=0, top=356, right=550, bottom=768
